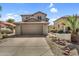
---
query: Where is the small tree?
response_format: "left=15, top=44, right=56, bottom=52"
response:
left=6, top=18, right=15, bottom=23
left=6, top=18, right=15, bottom=32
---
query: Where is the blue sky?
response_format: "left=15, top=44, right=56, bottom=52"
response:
left=0, top=3, right=79, bottom=24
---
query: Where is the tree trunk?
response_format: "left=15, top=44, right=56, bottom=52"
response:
left=71, top=34, right=77, bottom=44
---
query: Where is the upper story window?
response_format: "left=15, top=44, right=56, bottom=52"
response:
left=26, top=16, right=29, bottom=19
left=37, top=16, right=42, bottom=20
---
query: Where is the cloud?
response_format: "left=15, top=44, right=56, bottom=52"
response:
left=2, top=13, right=21, bottom=22
left=49, top=3, right=54, bottom=8
left=6, top=14, right=15, bottom=19
left=50, top=8, right=58, bottom=13
left=49, top=18, right=57, bottom=25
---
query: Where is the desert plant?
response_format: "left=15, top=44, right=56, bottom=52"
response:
left=57, top=30, right=64, bottom=33
left=67, top=15, right=79, bottom=43
left=1, top=27, right=12, bottom=34
left=0, top=6, right=2, bottom=34
left=0, top=6, right=2, bottom=17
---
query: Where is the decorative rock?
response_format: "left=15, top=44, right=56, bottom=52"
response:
left=63, top=49, right=71, bottom=55
left=70, top=49, right=78, bottom=56
left=65, top=47, right=70, bottom=51
left=63, top=46, right=71, bottom=56
left=63, top=50, right=70, bottom=56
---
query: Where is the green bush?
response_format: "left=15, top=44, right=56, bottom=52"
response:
left=50, top=30, right=57, bottom=33
left=0, top=32, right=3, bottom=39
left=57, top=30, right=64, bottom=33
left=1, top=27, right=12, bottom=34
left=2, top=33, right=8, bottom=38
left=57, top=30, right=71, bottom=33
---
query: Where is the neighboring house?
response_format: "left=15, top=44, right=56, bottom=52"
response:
left=53, top=16, right=79, bottom=31
left=0, top=21, right=16, bottom=34
left=15, top=11, right=49, bottom=35
left=0, top=23, right=6, bottom=28
left=0, top=21, right=16, bottom=28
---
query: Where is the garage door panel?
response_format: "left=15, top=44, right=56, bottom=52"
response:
left=22, top=24, right=43, bottom=35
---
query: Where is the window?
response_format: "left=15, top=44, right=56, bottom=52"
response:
left=58, top=24, right=60, bottom=28
left=26, top=17, right=29, bottom=19
left=37, top=16, right=41, bottom=20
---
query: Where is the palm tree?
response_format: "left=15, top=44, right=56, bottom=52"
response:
left=0, top=6, right=2, bottom=35
left=67, top=15, right=79, bottom=43
left=0, top=6, right=2, bottom=18
left=0, top=6, right=2, bottom=25
left=0, top=6, right=2, bottom=10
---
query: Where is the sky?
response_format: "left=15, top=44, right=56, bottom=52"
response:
left=0, top=3, right=79, bottom=25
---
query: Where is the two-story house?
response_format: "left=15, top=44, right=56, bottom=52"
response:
left=15, top=11, right=49, bottom=35
left=53, top=15, right=79, bottom=31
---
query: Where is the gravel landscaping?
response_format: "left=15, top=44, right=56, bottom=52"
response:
left=46, top=33, right=79, bottom=56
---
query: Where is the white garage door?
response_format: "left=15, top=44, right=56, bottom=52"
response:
left=22, top=24, right=43, bottom=35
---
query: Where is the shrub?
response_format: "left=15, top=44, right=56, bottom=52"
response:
left=57, top=30, right=71, bottom=33
left=50, top=30, right=57, bottom=33
left=1, top=27, right=12, bottom=34
left=2, top=33, right=8, bottom=38
left=57, top=30, right=64, bottom=33
left=0, top=32, right=3, bottom=39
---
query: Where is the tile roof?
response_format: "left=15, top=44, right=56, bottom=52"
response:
left=0, top=22, right=16, bottom=27
left=21, top=11, right=47, bottom=16
left=54, top=15, right=79, bottom=22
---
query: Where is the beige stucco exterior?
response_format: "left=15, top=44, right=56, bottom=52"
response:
left=53, top=16, right=79, bottom=31
left=15, top=22, right=48, bottom=35
left=15, top=11, right=49, bottom=36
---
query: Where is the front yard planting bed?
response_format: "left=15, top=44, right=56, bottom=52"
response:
left=46, top=33, right=78, bottom=56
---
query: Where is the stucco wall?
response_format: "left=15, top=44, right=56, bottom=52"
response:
left=53, top=33, right=71, bottom=41
left=21, top=13, right=46, bottom=22
left=43, top=24, right=48, bottom=35
left=15, top=24, right=21, bottom=35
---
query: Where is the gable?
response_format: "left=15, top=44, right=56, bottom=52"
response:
left=21, top=11, right=48, bottom=22
left=33, top=11, right=47, bottom=16
left=24, top=18, right=39, bottom=22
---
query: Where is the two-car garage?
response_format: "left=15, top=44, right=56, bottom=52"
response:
left=21, top=23, right=43, bottom=35
left=15, top=22, right=48, bottom=36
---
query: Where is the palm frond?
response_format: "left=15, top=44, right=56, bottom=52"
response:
left=67, top=15, right=79, bottom=33
left=0, top=6, right=2, bottom=11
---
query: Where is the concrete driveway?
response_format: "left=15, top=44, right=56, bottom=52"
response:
left=0, top=37, right=54, bottom=56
